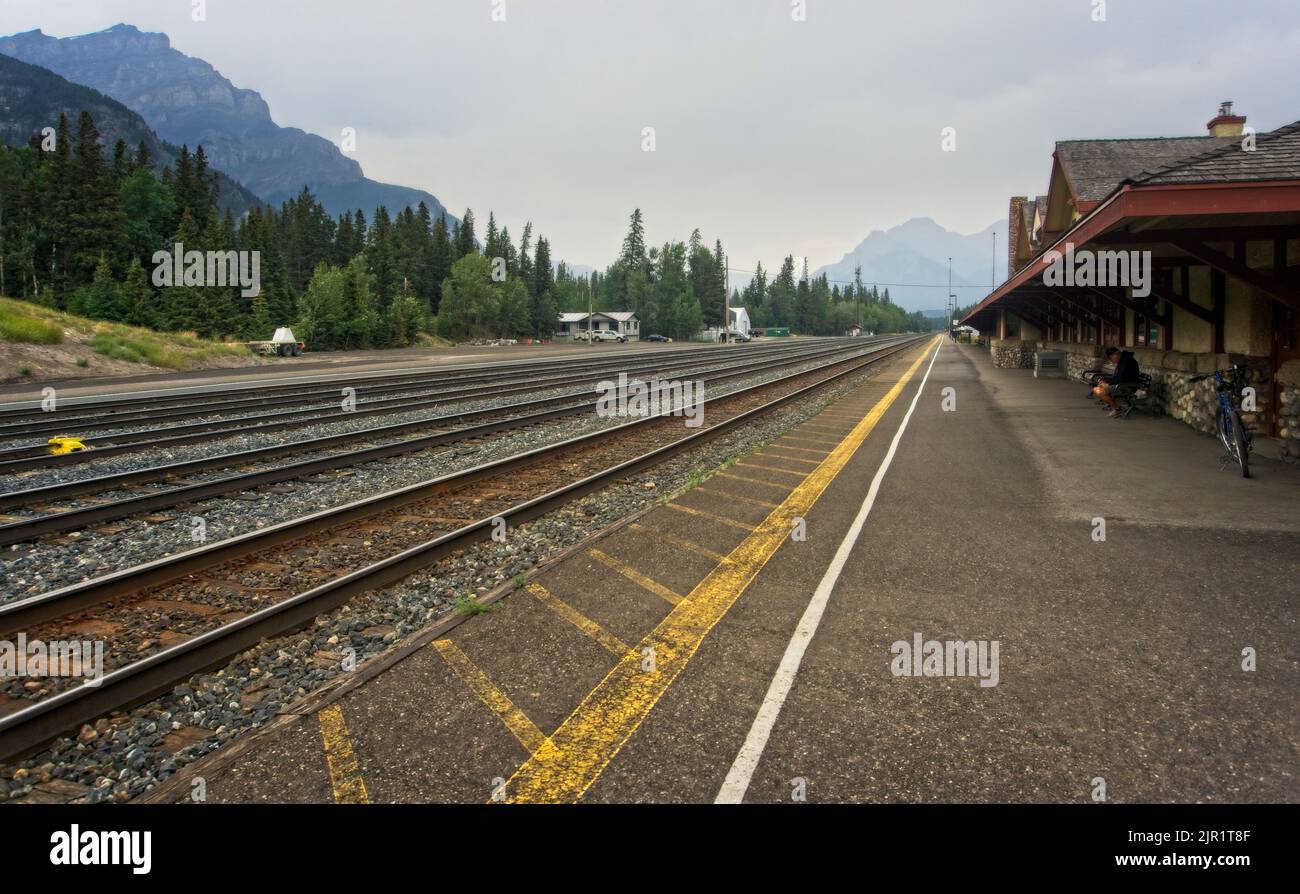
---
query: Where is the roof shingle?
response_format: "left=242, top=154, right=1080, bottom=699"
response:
left=1133, top=119, right=1300, bottom=185
left=1056, top=136, right=1234, bottom=202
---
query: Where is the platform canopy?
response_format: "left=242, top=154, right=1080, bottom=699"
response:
left=963, top=120, right=1300, bottom=343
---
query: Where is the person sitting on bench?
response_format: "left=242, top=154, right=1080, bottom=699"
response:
left=1093, top=347, right=1139, bottom=417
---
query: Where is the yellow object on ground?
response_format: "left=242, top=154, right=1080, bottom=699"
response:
left=47, top=436, right=86, bottom=454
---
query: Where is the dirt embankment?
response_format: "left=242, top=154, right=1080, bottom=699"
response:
left=0, top=297, right=266, bottom=386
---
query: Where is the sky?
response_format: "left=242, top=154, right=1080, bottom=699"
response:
left=3, top=0, right=1299, bottom=274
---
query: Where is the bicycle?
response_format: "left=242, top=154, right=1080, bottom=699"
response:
left=1189, top=364, right=1253, bottom=478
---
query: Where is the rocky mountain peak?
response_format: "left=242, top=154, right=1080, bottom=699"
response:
left=0, top=25, right=452, bottom=221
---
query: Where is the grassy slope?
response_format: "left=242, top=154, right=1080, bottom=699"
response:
left=0, top=296, right=254, bottom=380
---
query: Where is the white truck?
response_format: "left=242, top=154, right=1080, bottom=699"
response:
left=248, top=327, right=305, bottom=357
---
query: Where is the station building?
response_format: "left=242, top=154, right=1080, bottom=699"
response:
left=963, top=104, right=1300, bottom=462
left=556, top=311, right=641, bottom=340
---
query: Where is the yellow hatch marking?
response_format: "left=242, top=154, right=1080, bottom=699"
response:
left=588, top=548, right=683, bottom=605
left=528, top=583, right=631, bottom=657
left=503, top=338, right=937, bottom=803
left=757, top=452, right=822, bottom=466
left=767, top=444, right=831, bottom=456
left=736, top=461, right=808, bottom=477
left=318, top=705, right=370, bottom=804
left=664, top=502, right=756, bottom=531
left=629, top=522, right=730, bottom=563
left=778, top=434, right=840, bottom=447
left=434, top=639, right=546, bottom=753
left=716, top=471, right=792, bottom=490
left=693, top=487, right=780, bottom=510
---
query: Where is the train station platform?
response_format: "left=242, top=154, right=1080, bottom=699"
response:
left=147, top=337, right=1300, bottom=804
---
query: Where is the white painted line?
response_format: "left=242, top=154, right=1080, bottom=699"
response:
left=714, top=340, right=943, bottom=803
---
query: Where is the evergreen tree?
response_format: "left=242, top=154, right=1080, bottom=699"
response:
left=767, top=256, right=797, bottom=327
left=68, top=111, right=122, bottom=285
left=437, top=253, right=497, bottom=340
left=429, top=213, right=452, bottom=313
left=365, top=206, right=397, bottom=311
left=455, top=208, right=477, bottom=258
left=119, top=257, right=156, bottom=327
left=621, top=208, right=647, bottom=269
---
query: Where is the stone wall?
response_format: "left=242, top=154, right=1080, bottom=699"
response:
left=1040, top=341, right=1274, bottom=437
left=990, top=338, right=1034, bottom=369
left=1278, top=360, right=1300, bottom=464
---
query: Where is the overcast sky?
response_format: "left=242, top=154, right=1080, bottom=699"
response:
left=3, top=0, right=1298, bottom=273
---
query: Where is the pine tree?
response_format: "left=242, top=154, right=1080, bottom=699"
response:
left=120, top=258, right=156, bottom=328
left=532, top=236, right=554, bottom=335
left=429, top=213, right=452, bottom=312
left=533, top=236, right=553, bottom=299
left=365, top=206, right=397, bottom=311
left=517, top=222, right=534, bottom=298
left=767, top=256, right=797, bottom=327
left=621, top=209, right=647, bottom=269
left=68, top=111, right=122, bottom=286
left=455, top=209, right=477, bottom=258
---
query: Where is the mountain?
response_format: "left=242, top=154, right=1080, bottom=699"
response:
left=813, top=217, right=1007, bottom=312
left=0, top=52, right=264, bottom=216
left=0, top=25, right=454, bottom=222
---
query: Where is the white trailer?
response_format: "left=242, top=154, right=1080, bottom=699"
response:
left=248, top=327, right=304, bottom=357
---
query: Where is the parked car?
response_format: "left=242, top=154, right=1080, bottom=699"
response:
left=590, top=330, right=627, bottom=343
left=645, top=334, right=672, bottom=343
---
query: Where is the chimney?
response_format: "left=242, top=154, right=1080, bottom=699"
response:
left=1207, top=100, right=1247, bottom=137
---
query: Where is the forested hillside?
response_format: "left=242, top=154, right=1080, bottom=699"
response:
left=1, top=105, right=928, bottom=351
left=0, top=52, right=264, bottom=217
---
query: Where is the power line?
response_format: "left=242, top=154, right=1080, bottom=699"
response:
left=724, top=266, right=993, bottom=290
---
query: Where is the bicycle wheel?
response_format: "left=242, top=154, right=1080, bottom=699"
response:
left=1231, top=413, right=1252, bottom=478
left=1216, top=406, right=1235, bottom=456
left=1218, top=407, right=1250, bottom=478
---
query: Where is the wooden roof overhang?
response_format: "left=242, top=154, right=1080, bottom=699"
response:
left=963, top=179, right=1300, bottom=332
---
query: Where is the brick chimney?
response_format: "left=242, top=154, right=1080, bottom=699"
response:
left=1207, top=100, right=1247, bottom=137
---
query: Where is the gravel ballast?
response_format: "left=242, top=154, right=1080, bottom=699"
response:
left=0, top=348, right=908, bottom=803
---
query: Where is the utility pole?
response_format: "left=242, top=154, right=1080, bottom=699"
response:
left=948, top=257, right=957, bottom=339
left=992, top=231, right=997, bottom=289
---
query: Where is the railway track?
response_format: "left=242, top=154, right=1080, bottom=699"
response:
left=0, top=340, right=893, bottom=545
left=0, top=335, right=927, bottom=761
left=0, top=340, right=731, bottom=424
left=0, top=340, right=847, bottom=465
left=0, top=339, right=832, bottom=432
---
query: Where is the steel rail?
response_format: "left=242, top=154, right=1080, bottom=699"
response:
left=0, top=339, right=856, bottom=458
left=0, top=341, right=816, bottom=438
left=0, top=335, right=927, bottom=761
left=0, top=340, right=752, bottom=421
left=0, top=339, right=895, bottom=515
left=0, top=339, right=903, bottom=544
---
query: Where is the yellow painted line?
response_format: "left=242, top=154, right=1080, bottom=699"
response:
left=504, top=337, right=939, bottom=803
left=717, top=471, right=793, bottom=490
left=693, top=487, right=780, bottom=510
left=664, top=502, right=756, bottom=531
left=758, top=451, right=822, bottom=466
left=629, top=522, right=730, bottom=563
left=434, top=639, right=546, bottom=753
left=768, top=444, right=830, bottom=456
left=318, top=705, right=370, bottom=804
left=737, top=461, right=808, bottom=477
left=528, top=582, right=631, bottom=657
left=778, top=434, right=839, bottom=447
left=588, top=548, right=683, bottom=605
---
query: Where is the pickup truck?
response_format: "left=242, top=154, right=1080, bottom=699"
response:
left=586, top=330, right=627, bottom=343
